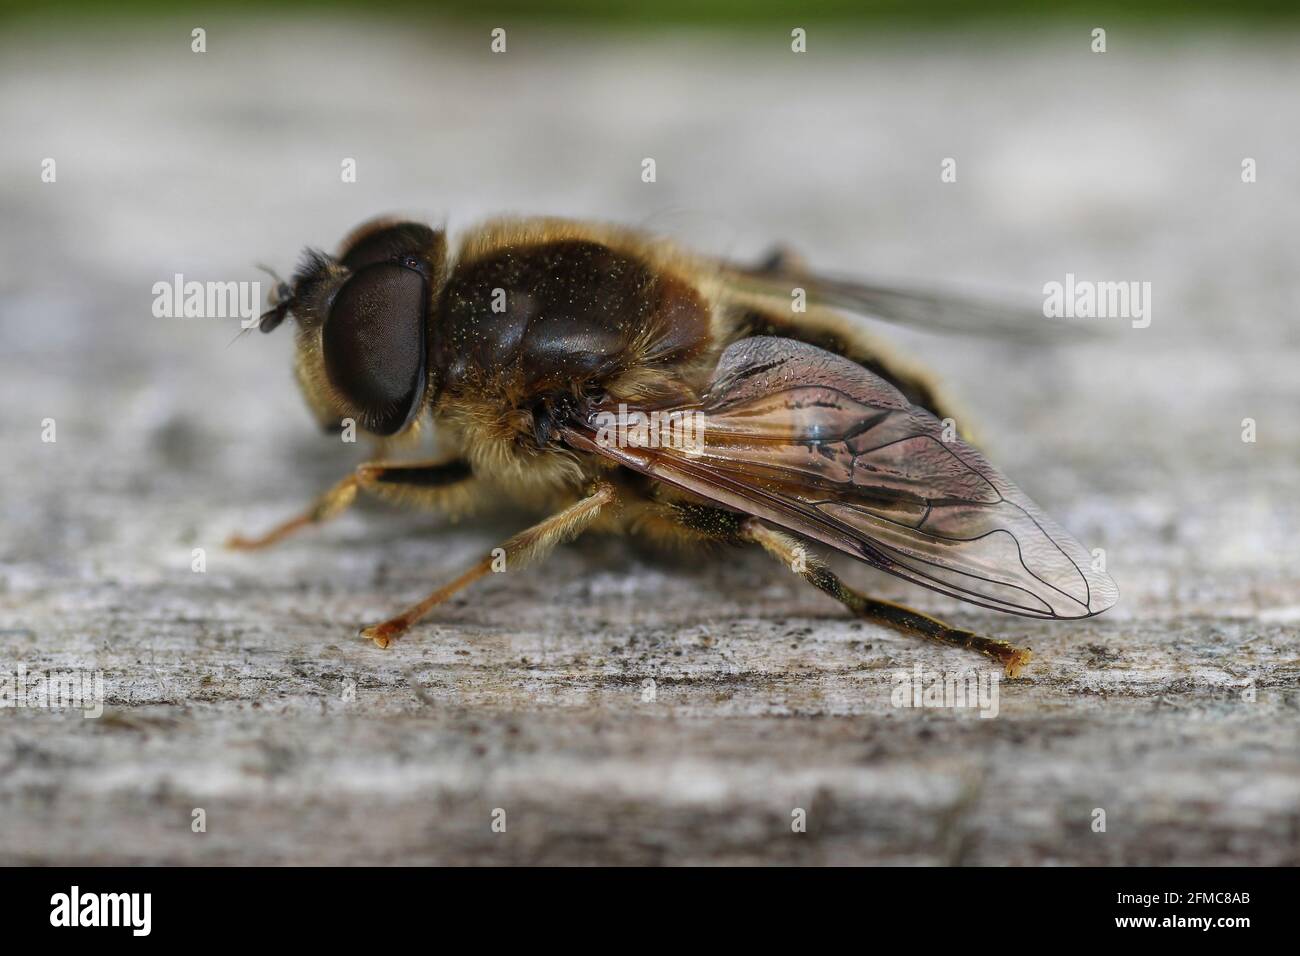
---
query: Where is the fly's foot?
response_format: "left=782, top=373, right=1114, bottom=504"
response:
left=360, top=617, right=411, bottom=649
left=996, top=642, right=1033, bottom=679
left=947, top=627, right=1033, bottom=678
left=225, top=522, right=308, bottom=551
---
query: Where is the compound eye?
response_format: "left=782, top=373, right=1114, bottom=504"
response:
left=322, top=262, right=427, bottom=435
left=340, top=222, right=437, bottom=272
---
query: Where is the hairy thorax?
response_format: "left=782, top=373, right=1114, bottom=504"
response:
left=428, top=234, right=716, bottom=502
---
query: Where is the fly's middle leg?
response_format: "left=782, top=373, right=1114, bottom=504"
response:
left=359, top=482, right=617, bottom=648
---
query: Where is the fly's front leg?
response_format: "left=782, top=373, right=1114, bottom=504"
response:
left=225, top=474, right=360, bottom=550
left=740, top=519, right=1033, bottom=677
left=360, top=482, right=617, bottom=648
left=226, top=458, right=475, bottom=550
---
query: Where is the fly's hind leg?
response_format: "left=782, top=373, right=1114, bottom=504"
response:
left=632, top=503, right=1029, bottom=675
left=740, top=519, right=1032, bottom=677
left=226, top=458, right=476, bottom=550
left=360, top=482, right=617, bottom=648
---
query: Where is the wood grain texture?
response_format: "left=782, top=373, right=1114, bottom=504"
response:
left=1, top=18, right=1297, bottom=865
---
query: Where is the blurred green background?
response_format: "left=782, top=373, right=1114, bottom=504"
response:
left=5, top=0, right=1300, bottom=26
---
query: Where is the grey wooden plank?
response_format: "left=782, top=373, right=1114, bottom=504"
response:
left=1, top=18, right=1297, bottom=865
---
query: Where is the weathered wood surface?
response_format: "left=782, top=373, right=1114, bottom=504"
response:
left=1, top=18, right=1298, bottom=865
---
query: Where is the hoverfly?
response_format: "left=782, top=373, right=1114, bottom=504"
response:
left=230, top=217, right=1118, bottom=676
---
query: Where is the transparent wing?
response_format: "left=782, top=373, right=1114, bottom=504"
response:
left=722, top=259, right=1069, bottom=341
left=562, top=336, right=1117, bottom=619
